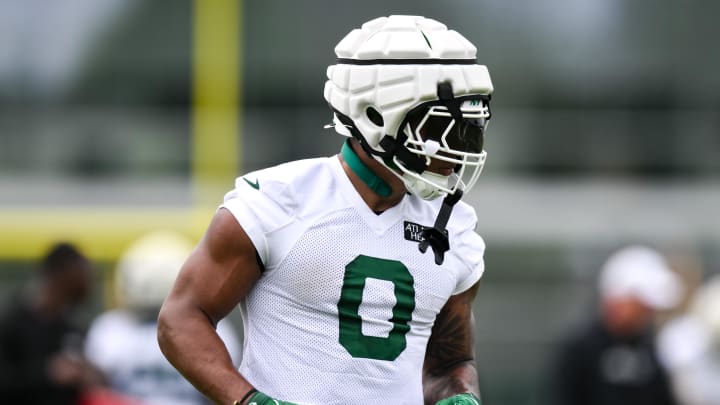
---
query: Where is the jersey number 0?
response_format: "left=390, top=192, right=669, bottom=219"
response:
left=337, top=255, right=416, bottom=361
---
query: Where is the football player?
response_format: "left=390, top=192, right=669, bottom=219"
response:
left=158, top=15, right=492, bottom=405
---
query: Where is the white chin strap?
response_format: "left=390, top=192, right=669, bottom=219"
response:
left=403, top=171, right=453, bottom=200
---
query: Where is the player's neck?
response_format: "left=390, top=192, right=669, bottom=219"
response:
left=338, top=139, right=406, bottom=213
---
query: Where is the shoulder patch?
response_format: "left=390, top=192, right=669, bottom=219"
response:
left=403, top=220, right=447, bottom=243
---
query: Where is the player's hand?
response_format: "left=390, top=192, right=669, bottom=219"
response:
left=245, top=391, right=298, bottom=405
left=47, top=353, right=104, bottom=388
left=435, top=392, right=482, bottom=405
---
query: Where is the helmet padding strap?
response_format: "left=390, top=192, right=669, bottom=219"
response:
left=437, top=81, right=463, bottom=125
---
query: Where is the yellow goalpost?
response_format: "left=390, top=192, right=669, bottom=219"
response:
left=0, top=0, right=242, bottom=262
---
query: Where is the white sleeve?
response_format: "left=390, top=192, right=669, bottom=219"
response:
left=219, top=173, right=296, bottom=266
left=451, top=228, right=485, bottom=295
left=446, top=203, right=485, bottom=295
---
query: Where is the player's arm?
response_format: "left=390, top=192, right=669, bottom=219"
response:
left=157, top=208, right=260, bottom=405
left=423, top=281, right=482, bottom=405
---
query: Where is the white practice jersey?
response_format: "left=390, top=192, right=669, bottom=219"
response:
left=221, top=156, right=485, bottom=405
left=85, top=310, right=241, bottom=405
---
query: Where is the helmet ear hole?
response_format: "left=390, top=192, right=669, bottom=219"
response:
left=366, top=107, right=384, bottom=127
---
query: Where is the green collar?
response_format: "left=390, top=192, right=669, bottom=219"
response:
left=341, top=140, right=392, bottom=197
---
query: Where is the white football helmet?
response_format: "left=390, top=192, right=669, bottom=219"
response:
left=115, top=230, right=194, bottom=312
left=324, top=15, right=493, bottom=200
left=690, top=275, right=720, bottom=344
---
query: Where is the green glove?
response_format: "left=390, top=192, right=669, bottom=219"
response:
left=435, top=392, right=482, bottom=405
left=246, top=391, right=298, bottom=405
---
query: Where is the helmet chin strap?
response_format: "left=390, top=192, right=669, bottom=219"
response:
left=416, top=82, right=466, bottom=265
left=418, top=188, right=463, bottom=265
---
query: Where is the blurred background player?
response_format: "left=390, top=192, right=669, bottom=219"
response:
left=84, top=231, right=240, bottom=405
left=549, top=245, right=683, bottom=405
left=0, top=242, right=105, bottom=405
left=658, top=274, right=720, bottom=405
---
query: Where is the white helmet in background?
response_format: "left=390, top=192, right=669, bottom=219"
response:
left=324, top=15, right=493, bottom=200
left=115, top=230, right=194, bottom=312
left=689, top=275, right=720, bottom=344
left=598, top=245, right=683, bottom=310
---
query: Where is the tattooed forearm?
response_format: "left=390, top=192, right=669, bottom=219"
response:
left=423, top=361, right=479, bottom=404
left=425, top=309, right=474, bottom=375
left=423, top=282, right=481, bottom=404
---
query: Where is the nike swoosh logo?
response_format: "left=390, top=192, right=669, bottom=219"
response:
left=243, top=177, right=260, bottom=190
